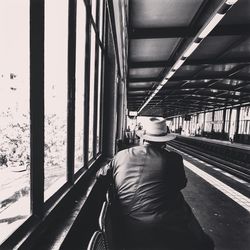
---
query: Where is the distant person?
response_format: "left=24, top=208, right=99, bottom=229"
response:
left=229, top=124, right=235, bottom=143
left=196, top=123, right=201, bottom=136
left=135, top=123, right=144, bottom=145
left=125, top=126, right=132, bottom=144
left=137, top=122, right=143, bottom=131
left=166, top=125, right=170, bottom=134
left=98, top=117, right=214, bottom=250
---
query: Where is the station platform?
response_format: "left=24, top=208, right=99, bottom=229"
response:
left=120, top=140, right=249, bottom=249
left=166, top=144, right=250, bottom=250
left=175, top=134, right=250, bottom=151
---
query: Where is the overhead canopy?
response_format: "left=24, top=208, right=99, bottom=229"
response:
left=127, top=0, right=250, bottom=117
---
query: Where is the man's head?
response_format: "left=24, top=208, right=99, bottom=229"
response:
left=136, top=117, right=175, bottom=144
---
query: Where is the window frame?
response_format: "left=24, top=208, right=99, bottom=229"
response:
left=1, top=0, right=107, bottom=247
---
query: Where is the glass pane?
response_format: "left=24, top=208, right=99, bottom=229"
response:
left=44, top=0, right=68, bottom=200
left=99, top=0, right=104, bottom=41
left=204, top=112, right=212, bottom=132
left=88, top=26, right=96, bottom=160
left=229, top=108, right=237, bottom=139
left=92, top=0, right=97, bottom=23
left=0, top=0, right=30, bottom=243
left=239, top=106, right=250, bottom=134
left=225, top=109, right=230, bottom=133
left=96, top=47, right=102, bottom=154
left=75, top=0, right=86, bottom=172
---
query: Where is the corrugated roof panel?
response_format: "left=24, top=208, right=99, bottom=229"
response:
left=129, top=67, right=164, bottom=78
left=130, top=38, right=180, bottom=62
left=131, top=0, right=204, bottom=28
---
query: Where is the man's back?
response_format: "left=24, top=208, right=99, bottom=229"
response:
left=99, top=117, right=214, bottom=249
left=111, top=144, right=187, bottom=222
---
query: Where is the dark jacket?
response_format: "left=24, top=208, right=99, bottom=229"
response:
left=104, top=144, right=187, bottom=225
left=98, top=144, right=214, bottom=249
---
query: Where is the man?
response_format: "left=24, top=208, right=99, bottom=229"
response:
left=98, top=117, right=214, bottom=250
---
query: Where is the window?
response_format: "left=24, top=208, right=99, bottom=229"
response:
left=75, top=0, right=87, bottom=172
left=91, top=0, right=97, bottom=23
left=204, top=112, right=213, bottom=132
left=224, top=109, right=231, bottom=133
left=88, top=26, right=97, bottom=160
left=229, top=108, right=237, bottom=138
left=190, top=115, right=197, bottom=135
left=96, top=48, right=103, bottom=153
left=0, top=0, right=30, bottom=243
left=214, top=110, right=223, bottom=132
left=197, top=113, right=205, bottom=134
left=239, top=106, right=250, bottom=134
left=0, top=0, right=107, bottom=244
left=44, top=0, right=68, bottom=200
left=99, top=0, right=104, bottom=42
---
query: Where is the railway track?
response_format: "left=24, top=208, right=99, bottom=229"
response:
left=166, top=140, right=250, bottom=183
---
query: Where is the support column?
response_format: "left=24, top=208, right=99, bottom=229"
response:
left=30, top=0, right=44, bottom=216
left=222, top=107, right=226, bottom=134
left=117, top=79, right=125, bottom=140
left=67, top=0, right=77, bottom=184
left=228, top=108, right=232, bottom=141
left=102, top=16, right=118, bottom=158
left=235, top=107, right=241, bottom=141
left=211, top=110, right=215, bottom=133
left=202, top=111, right=206, bottom=135
left=83, top=1, right=91, bottom=165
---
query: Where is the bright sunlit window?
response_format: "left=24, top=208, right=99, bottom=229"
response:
left=75, top=0, right=86, bottom=172
left=44, top=0, right=68, bottom=200
left=91, top=0, right=97, bottom=23
left=88, top=26, right=97, bottom=160
left=0, top=0, right=30, bottom=243
left=96, top=48, right=103, bottom=153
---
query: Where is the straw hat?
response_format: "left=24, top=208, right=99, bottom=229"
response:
left=137, top=117, right=175, bottom=142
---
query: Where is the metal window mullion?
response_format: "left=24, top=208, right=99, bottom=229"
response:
left=101, top=0, right=107, bottom=51
left=235, top=106, right=240, bottom=138
left=92, top=45, right=99, bottom=158
left=222, top=107, right=226, bottom=134
left=92, top=0, right=101, bottom=158
left=107, top=0, right=121, bottom=76
left=67, top=0, right=77, bottom=184
left=84, top=1, right=91, bottom=166
left=98, top=0, right=106, bottom=51
left=228, top=108, right=233, bottom=137
left=30, top=0, right=45, bottom=216
left=96, top=46, right=105, bottom=155
left=99, top=3, right=108, bottom=154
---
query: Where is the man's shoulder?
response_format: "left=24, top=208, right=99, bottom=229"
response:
left=115, top=147, right=130, bottom=159
left=115, top=145, right=146, bottom=157
left=164, top=149, right=183, bottom=160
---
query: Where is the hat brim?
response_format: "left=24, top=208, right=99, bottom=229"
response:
left=139, top=132, right=176, bottom=142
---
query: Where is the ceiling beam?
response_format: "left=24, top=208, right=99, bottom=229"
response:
left=161, top=103, right=209, bottom=110
left=129, top=58, right=250, bottom=68
left=129, top=24, right=250, bottom=39
left=128, top=82, right=155, bottom=88
left=161, top=96, right=235, bottom=103
left=160, top=92, right=242, bottom=100
left=127, top=83, right=250, bottom=93
left=162, top=99, right=223, bottom=107
left=128, top=91, right=244, bottom=101
left=127, top=90, right=149, bottom=95
left=129, top=77, right=158, bottom=83
left=129, top=74, right=250, bottom=83
left=129, top=27, right=190, bottom=39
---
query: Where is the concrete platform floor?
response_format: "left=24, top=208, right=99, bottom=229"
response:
left=177, top=134, right=250, bottom=151
left=168, top=146, right=250, bottom=250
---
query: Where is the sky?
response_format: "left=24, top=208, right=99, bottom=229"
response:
left=0, top=0, right=69, bottom=115
left=0, top=0, right=29, bottom=113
